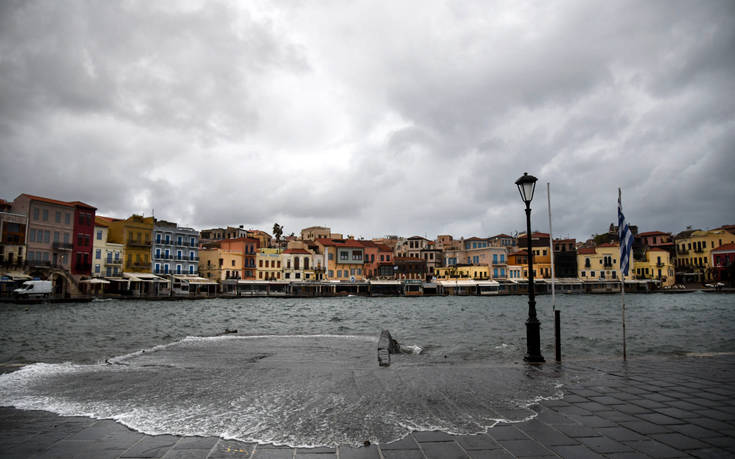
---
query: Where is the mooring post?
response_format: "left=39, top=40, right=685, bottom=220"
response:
left=555, top=310, right=561, bottom=362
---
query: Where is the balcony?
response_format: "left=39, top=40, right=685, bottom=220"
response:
left=52, top=242, right=73, bottom=251
left=694, top=248, right=704, bottom=253
left=678, top=248, right=689, bottom=255
left=106, top=258, right=122, bottom=265
left=128, top=240, right=152, bottom=248
left=603, top=262, right=613, bottom=268
left=131, top=261, right=150, bottom=269
left=656, top=262, right=665, bottom=268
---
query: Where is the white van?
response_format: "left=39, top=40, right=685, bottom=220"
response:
left=14, top=280, right=53, bottom=298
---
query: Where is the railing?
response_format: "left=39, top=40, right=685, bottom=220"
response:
left=678, top=248, right=689, bottom=255
left=656, top=262, right=665, bottom=267
left=603, top=262, right=613, bottom=268
left=106, top=259, right=122, bottom=265
left=128, top=240, right=152, bottom=248
left=52, top=242, right=73, bottom=250
left=131, top=261, right=150, bottom=268
left=694, top=248, right=704, bottom=253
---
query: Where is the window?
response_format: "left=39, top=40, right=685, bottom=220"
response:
left=231, top=259, right=235, bottom=266
left=295, top=273, right=301, bottom=279
left=55, top=211, right=61, bottom=223
left=64, top=233, right=69, bottom=243
left=97, top=230, right=103, bottom=240
left=30, top=229, right=36, bottom=242
left=328, top=252, right=334, bottom=260
left=259, top=259, right=263, bottom=267
left=500, top=254, right=505, bottom=263
left=337, top=270, right=342, bottom=277
left=493, top=254, right=498, bottom=263
left=96, top=249, right=101, bottom=259
left=44, top=231, right=50, bottom=243
left=189, top=265, right=194, bottom=274
left=42, top=209, right=48, bottom=221
left=155, top=264, right=160, bottom=274
left=328, top=270, right=334, bottom=277
left=340, top=251, right=348, bottom=261
left=500, top=268, right=505, bottom=277
left=33, top=208, right=39, bottom=220
left=357, top=268, right=361, bottom=275
left=493, top=268, right=498, bottom=277
left=156, top=233, right=162, bottom=243
left=65, top=213, right=70, bottom=225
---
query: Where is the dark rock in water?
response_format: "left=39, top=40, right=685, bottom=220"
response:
left=378, top=329, right=400, bottom=367
left=224, top=328, right=238, bottom=334
left=363, top=440, right=371, bottom=447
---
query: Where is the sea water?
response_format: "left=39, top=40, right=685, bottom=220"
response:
left=0, top=293, right=733, bottom=446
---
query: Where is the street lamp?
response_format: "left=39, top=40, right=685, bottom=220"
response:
left=515, top=172, right=545, bottom=363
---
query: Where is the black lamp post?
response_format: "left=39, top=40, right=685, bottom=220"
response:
left=515, top=172, right=545, bottom=363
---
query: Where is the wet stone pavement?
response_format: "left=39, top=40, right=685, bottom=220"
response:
left=1, top=354, right=734, bottom=458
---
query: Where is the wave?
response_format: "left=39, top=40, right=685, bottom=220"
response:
left=0, top=334, right=561, bottom=447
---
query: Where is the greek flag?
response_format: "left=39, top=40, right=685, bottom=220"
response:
left=618, top=189, right=633, bottom=276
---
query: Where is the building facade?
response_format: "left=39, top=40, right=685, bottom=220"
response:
left=93, top=217, right=123, bottom=277
left=12, top=194, right=76, bottom=271
left=108, top=215, right=154, bottom=273
left=633, top=248, right=675, bottom=287
left=0, top=210, right=26, bottom=267
left=71, top=202, right=96, bottom=276
left=199, top=247, right=243, bottom=281
left=675, top=229, right=735, bottom=282
left=152, top=221, right=199, bottom=276
left=256, top=248, right=282, bottom=280
left=315, top=238, right=365, bottom=281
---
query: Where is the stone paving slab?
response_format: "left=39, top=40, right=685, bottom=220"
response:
left=1, top=354, right=734, bottom=458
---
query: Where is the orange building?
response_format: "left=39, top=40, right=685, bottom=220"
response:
left=218, top=238, right=260, bottom=280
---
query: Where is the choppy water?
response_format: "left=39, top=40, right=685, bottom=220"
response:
left=1, top=293, right=734, bottom=446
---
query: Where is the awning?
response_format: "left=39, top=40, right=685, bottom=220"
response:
left=124, top=273, right=167, bottom=282
left=79, top=278, right=110, bottom=285
left=370, top=280, right=401, bottom=285
left=1, top=272, right=32, bottom=281
left=477, top=281, right=500, bottom=287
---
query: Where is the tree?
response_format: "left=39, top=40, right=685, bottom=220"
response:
left=272, top=223, right=283, bottom=243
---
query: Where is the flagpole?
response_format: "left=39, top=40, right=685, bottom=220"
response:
left=619, top=188, right=627, bottom=361
left=547, top=183, right=555, bottom=311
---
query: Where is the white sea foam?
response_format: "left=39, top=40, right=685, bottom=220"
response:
left=0, top=334, right=562, bottom=447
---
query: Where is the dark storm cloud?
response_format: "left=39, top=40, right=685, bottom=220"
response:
left=0, top=0, right=733, bottom=240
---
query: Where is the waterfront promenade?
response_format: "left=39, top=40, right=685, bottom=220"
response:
left=2, top=354, right=734, bottom=458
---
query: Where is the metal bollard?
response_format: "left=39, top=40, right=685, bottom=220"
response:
left=555, top=310, right=561, bottom=362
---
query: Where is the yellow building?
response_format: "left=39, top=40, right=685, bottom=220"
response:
left=577, top=243, right=633, bottom=281
left=107, top=215, right=154, bottom=273
left=256, top=248, right=282, bottom=280
left=507, top=249, right=552, bottom=279
left=199, top=247, right=243, bottom=281
left=633, top=248, right=675, bottom=287
left=435, top=265, right=489, bottom=280
left=675, top=229, right=735, bottom=281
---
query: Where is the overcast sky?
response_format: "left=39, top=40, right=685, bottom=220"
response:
left=1, top=0, right=733, bottom=241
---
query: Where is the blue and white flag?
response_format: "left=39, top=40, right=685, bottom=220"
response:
left=618, top=189, right=634, bottom=276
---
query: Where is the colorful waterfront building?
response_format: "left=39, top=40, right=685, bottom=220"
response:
left=711, top=243, right=735, bottom=285
left=11, top=194, right=95, bottom=273
left=216, top=238, right=259, bottom=280
left=577, top=243, right=633, bottom=281
left=199, top=246, right=243, bottom=281
left=633, top=248, right=675, bottom=287
left=674, top=229, right=735, bottom=282
left=435, top=264, right=489, bottom=280
left=282, top=248, right=317, bottom=281
left=553, top=238, right=578, bottom=278
left=314, top=238, right=365, bottom=281
left=107, top=215, right=154, bottom=273
left=70, top=201, right=96, bottom=276
left=256, top=248, right=282, bottom=280
left=359, top=241, right=393, bottom=279
left=93, top=216, right=123, bottom=277
left=152, top=220, right=199, bottom=276
left=0, top=203, right=26, bottom=267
